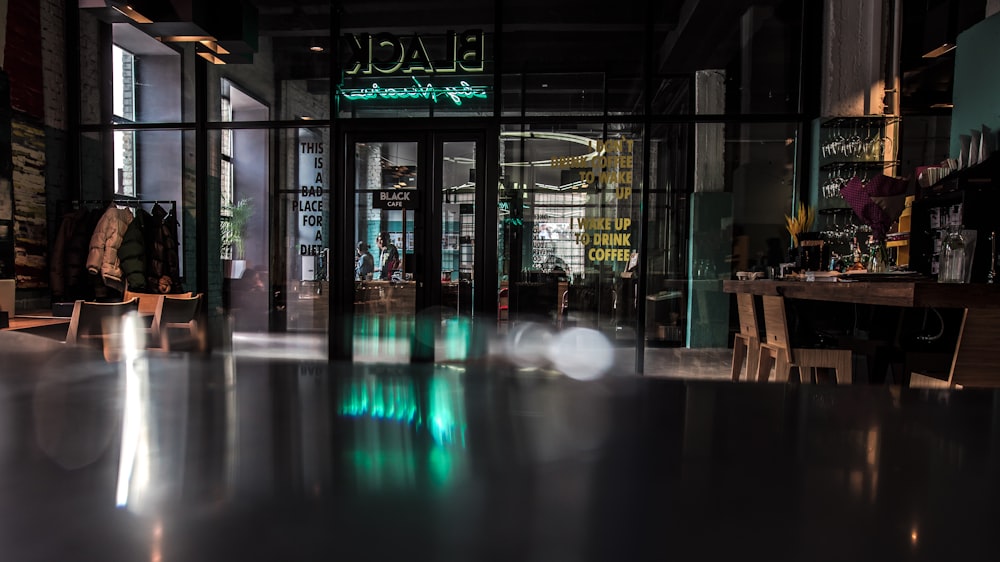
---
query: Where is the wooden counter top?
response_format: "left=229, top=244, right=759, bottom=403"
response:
left=723, top=279, right=1000, bottom=309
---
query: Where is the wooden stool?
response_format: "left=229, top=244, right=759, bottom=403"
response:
left=731, top=293, right=760, bottom=381
left=756, top=295, right=853, bottom=384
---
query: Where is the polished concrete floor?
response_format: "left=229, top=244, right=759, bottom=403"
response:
left=638, top=347, right=733, bottom=379
left=2, top=328, right=999, bottom=560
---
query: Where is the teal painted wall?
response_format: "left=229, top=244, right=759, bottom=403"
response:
left=686, top=192, right=732, bottom=348
left=950, top=12, right=1000, bottom=159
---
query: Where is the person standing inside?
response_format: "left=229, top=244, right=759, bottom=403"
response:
left=355, top=241, right=374, bottom=280
left=376, top=231, right=400, bottom=280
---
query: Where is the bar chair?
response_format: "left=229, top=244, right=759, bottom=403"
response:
left=123, top=287, right=162, bottom=316
left=149, top=293, right=205, bottom=352
left=731, top=293, right=760, bottom=381
left=64, top=298, right=141, bottom=361
left=123, top=287, right=194, bottom=341
left=124, top=287, right=193, bottom=313
left=756, top=295, right=853, bottom=384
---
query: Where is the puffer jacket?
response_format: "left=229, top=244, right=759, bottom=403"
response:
left=144, top=203, right=182, bottom=293
left=86, top=206, right=134, bottom=291
left=162, top=207, right=181, bottom=283
left=117, top=211, right=146, bottom=291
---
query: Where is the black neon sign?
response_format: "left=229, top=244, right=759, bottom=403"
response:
left=342, top=29, right=485, bottom=75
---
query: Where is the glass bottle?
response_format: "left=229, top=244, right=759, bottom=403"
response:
left=868, top=240, right=888, bottom=273
left=939, top=224, right=967, bottom=283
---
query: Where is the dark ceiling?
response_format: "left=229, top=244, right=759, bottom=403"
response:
left=250, top=0, right=796, bottom=75
left=246, top=0, right=806, bottom=115
left=92, top=0, right=992, bottom=116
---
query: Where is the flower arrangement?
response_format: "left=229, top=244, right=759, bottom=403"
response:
left=784, top=203, right=815, bottom=246
left=840, top=174, right=908, bottom=242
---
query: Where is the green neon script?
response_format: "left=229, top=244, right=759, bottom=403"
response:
left=340, top=78, right=487, bottom=106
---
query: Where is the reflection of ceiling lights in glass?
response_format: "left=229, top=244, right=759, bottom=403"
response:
left=535, top=180, right=587, bottom=191
left=500, top=131, right=601, bottom=167
left=531, top=208, right=585, bottom=219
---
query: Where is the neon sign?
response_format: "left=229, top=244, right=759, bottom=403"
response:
left=339, top=78, right=488, bottom=107
left=343, top=29, right=484, bottom=75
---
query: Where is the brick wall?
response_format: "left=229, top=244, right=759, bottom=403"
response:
left=5, top=0, right=44, bottom=118
left=12, top=116, right=46, bottom=288
left=78, top=10, right=101, bottom=124
left=3, top=0, right=68, bottom=294
left=40, top=0, right=65, bottom=131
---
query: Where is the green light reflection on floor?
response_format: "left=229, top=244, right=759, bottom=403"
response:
left=339, top=368, right=469, bottom=490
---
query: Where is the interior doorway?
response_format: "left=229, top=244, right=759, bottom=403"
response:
left=346, top=131, right=486, bottom=363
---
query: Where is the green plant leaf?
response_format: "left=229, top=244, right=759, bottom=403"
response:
left=222, top=197, right=254, bottom=260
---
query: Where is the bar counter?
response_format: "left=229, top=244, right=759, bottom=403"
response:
left=722, top=279, right=1000, bottom=309
left=724, top=279, right=1000, bottom=386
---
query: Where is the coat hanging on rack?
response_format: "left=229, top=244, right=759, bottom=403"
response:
left=52, top=199, right=179, bottom=299
left=143, top=202, right=183, bottom=293
left=50, top=208, right=88, bottom=299
left=118, top=210, right=147, bottom=291
left=86, top=204, right=134, bottom=292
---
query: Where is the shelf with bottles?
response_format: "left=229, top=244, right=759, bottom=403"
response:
left=815, top=206, right=911, bottom=272
left=910, top=183, right=1000, bottom=281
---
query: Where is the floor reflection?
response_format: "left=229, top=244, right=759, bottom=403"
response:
left=339, top=366, right=469, bottom=492
left=4, top=328, right=1000, bottom=560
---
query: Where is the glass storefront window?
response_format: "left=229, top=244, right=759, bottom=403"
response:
left=281, top=127, right=330, bottom=334
left=649, top=4, right=805, bottom=115
left=650, top=76, right=693, bottom=115
left=72, top=0, right=815, bottom=368
left=644, top=124, right=692, bottom=347
left=643, top=121, right=800, bottom=361
left=499, top=124, right=643, bottom=370
left=77, top=129, right=193, bottom=290
left=81, top=18, right=189, bottom=124
left=207, top=37, right=327, bottom=122
left=522, top=73, right=604, bottom=118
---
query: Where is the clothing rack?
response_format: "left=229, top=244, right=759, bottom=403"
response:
left=55, top=198, right=185, bottom=298
left=68, top=199, right=177, bottom=215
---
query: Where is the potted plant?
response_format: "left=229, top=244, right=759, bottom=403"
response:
left=222, top=197, right=254, bottom=279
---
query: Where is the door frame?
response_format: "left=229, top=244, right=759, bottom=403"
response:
left=332, top=120, right=498, bottom=362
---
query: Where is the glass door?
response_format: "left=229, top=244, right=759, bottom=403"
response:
left=349, top=132, right=483, bottom=364
left=352, top=138, right=421, bottom=363
left=436, top=140, right=478, bottom=362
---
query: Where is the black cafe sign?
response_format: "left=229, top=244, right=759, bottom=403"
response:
left=374, top=190, right=419, bottom=210
left=343, top=29, right=484, bottom=75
